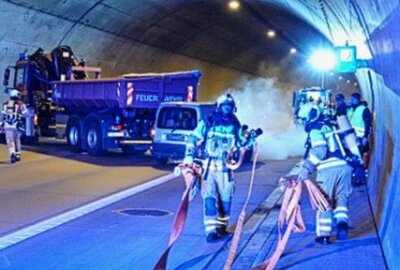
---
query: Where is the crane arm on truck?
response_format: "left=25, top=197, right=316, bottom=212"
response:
left=26, top=45, right=101, bottom=83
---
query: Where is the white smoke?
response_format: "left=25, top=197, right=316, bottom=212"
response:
left=223, top=77, right=307, bottom=160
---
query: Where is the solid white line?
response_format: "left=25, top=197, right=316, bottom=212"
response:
left=0, top=173, right=177, bottom=250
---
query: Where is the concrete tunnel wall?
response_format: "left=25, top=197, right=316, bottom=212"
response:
left=0, top=1, right=268, bottom=104
left=1, top=1, right=400, bottom=268
left=356, top=7, right=400, bottom=269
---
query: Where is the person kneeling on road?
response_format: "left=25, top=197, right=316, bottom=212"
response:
left=294, top=102, right=353, bottom=245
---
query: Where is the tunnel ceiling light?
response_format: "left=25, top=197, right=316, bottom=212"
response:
left=267, top=30, right=276, bottom=38
left=228, top=0, right=240, bottom=11
left=290, top=48, right=297, bottom=54
left=309, top=49, right=336, bottom=71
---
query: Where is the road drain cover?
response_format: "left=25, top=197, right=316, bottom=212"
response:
left=116, top=208, right=173, bottom=217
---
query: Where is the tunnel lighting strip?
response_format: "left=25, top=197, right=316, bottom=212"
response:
left=0, top=173, right=176, bottom=251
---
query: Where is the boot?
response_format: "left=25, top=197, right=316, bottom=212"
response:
left=10, top=153, right=17, bottom=164
left=15, top=153, right=21, bottom=162
left=206, top=230, right=219, bottom=243
left=217, top=226, right=231, bottom=238
left=315, top=236, right=331, bottom=245
left=337, top=222, right=348, bottom=240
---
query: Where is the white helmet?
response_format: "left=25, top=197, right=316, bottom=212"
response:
left=217, top=93, right=236, bottom=111
left=297, top=103, right=322, bottom=123
left=10, top=89, right=21, bottom=99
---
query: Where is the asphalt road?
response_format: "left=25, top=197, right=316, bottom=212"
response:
left=0, top=140, right=386, bottom=270
left=0, top=139, right=296, bottom=270
left=0, top=139, right=173, bottom=237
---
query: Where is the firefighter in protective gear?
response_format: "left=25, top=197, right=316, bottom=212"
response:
left=346, top=92, right=372, bottom=154
left=346, top=92, right=372, bottom=185
left=334, top=93, right=347, bottom=116
left=1, top=89, right=28, bottom=164
left=183, top=94, right=251, bottom=243
left=296, top=103, right=353, bottom=244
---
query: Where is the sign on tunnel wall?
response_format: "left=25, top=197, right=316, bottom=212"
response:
left=335, top=46, right=357, bottom=73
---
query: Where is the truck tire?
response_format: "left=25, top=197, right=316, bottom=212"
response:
left=85, top=121, right=105, bottom=156
left=66, top=119, right=81, bottom=153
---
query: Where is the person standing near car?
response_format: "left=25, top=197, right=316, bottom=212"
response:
left=1, top=89, right=28, bottom=163
left=183, top=94, right=252, bottom=242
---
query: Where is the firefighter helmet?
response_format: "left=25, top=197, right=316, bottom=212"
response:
left=217, top=93, right=236, bottom=115
left=10, top=89, right=21, bottom=99
left=297, top=103, right=322, bottom=123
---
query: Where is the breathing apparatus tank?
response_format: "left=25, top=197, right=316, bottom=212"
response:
left=336, top=115, right=363, bottom=165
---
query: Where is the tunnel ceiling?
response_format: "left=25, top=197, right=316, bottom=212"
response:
left=4, top=0, right=333, bottom=77
left=3, top=0, right=396, bottom=80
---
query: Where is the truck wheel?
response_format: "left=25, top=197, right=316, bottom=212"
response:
left=66, top=119, right=81, bottom=153
left=85, top=121, right=105, bottom=156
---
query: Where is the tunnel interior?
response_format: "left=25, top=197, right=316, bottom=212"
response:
left=0, top=0, right=399, bottom=268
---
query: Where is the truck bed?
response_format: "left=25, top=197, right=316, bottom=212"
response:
left=52, top=70, right=201, bottom=111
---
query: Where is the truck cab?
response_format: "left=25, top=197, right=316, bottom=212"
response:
left=152, top=102, right=215, bottom=164
left=2, top=46, right=96, bottom=141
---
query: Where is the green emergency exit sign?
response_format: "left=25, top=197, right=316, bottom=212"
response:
left=335, top=45, right=357, bottom=73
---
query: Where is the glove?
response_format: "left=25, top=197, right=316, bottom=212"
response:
left=182, top=156, right=193, bottom=165
left=297, top=166, right=309, bottom=182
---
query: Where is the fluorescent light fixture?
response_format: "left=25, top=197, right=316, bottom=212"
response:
left=309, top=49, right=336, bottom=71
left=228, top=0, right=240, bottom=10
left=267, top=30, right=276, bottom=38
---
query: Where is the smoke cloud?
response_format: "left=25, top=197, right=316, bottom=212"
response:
left=223, top=77, right=307, bottom=160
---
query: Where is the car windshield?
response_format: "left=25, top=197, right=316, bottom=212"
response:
left=157, top=107, right=197, bottom=130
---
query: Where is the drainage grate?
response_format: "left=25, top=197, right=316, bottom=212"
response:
left=115, top=208, right=173, bottom=217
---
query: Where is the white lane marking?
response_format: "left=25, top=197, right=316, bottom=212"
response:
left=0, top=173, right=176, bottom=250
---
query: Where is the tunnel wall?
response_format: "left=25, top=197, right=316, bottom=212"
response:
left=356, top=7, right=400, bottom=269
left=0, top=1, right=253, bottom=104
left=358, top=69, right=399, bottom=270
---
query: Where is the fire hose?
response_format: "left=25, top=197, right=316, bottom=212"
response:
left=250, top=178, right=331, bottom=270
left=153, top=145, right=253, bottom=270
left=223, top=144, right=259, bottom=270
left=154, top=129, right=262, bottom=270
left=153, top=162, right=202, bottom=270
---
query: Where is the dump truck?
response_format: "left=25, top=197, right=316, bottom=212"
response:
left=2, top=46, right=201, bottom=155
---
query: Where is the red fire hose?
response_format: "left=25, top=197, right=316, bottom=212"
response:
left=251, top=179, right=331, bottom=270
left=153, top=163, right=202, bottom=270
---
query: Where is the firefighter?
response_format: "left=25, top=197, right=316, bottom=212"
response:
left=1, top=89, right=28, bottom=163
left=346, top=93, right=372, bottom=153
left=334, top=93, right=347, bottom=116
left=346, top=92, right=372, bottom=185
left=183, top=94, right=251, bottom=243
left=295, top=103, right=353, bottom=244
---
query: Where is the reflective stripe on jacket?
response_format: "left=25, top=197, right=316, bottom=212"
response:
left=305, top=124, right=347, bottom=171
left=347, top=105, right=367, bottom=137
